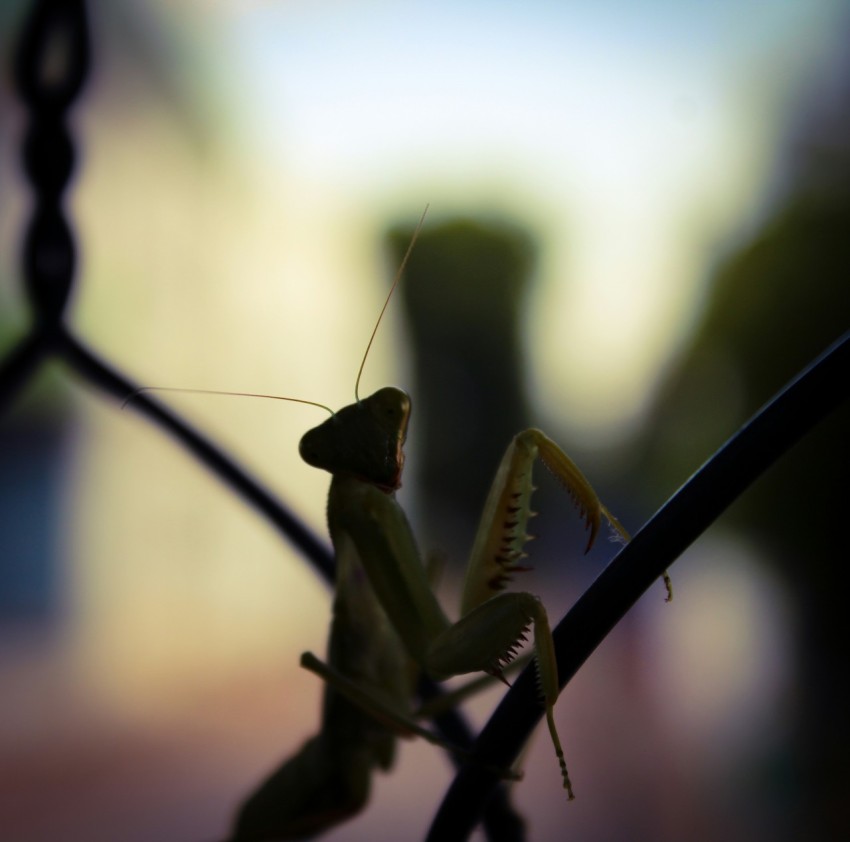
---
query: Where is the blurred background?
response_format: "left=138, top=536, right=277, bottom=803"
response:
left=1, top=1, right=848, bottom=840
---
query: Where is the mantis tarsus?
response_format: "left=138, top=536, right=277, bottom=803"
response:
left=130, top=210, right=671, bottom=841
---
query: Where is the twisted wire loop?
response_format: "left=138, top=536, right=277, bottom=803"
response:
left=1, top=4, right=523, bottom=839
left=13, top=0, right=90, bottom=326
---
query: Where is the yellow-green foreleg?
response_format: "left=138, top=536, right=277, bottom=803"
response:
left=425, top=592, right=574, bottom=797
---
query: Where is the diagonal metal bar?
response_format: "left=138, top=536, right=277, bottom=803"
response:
left=56, top=328, right=336, bottom=581
left=426, top=329, right=850, bottom=842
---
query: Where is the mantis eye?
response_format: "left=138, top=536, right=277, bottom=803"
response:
left=367, top=387, right=411, bottom=427
left=299, top=428, right=331, bottom=469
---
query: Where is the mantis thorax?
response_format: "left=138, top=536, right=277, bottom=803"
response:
left=299, top=387, right=411, bottom=492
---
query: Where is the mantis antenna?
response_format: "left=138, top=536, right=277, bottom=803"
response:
left=353, top=204, right=429, bottom=402
left=123, top=204, right=429, bottom=414
left=121, top=386, right=334, bottom=417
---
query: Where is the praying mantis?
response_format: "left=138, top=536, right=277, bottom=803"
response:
left=132, top=211, right=671, bottom=841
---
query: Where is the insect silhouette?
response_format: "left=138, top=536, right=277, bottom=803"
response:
left=129, top=208, right=671, bottom=840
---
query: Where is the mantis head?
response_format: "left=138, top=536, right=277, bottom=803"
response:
left=289, top=207, right=427, bottom=492
left=125, top=209, right=427, bottom=494
left=299, top=386, right=411, bottom=491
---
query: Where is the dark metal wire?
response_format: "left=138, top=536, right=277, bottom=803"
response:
left=14, top=0, right=88, bottom=326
